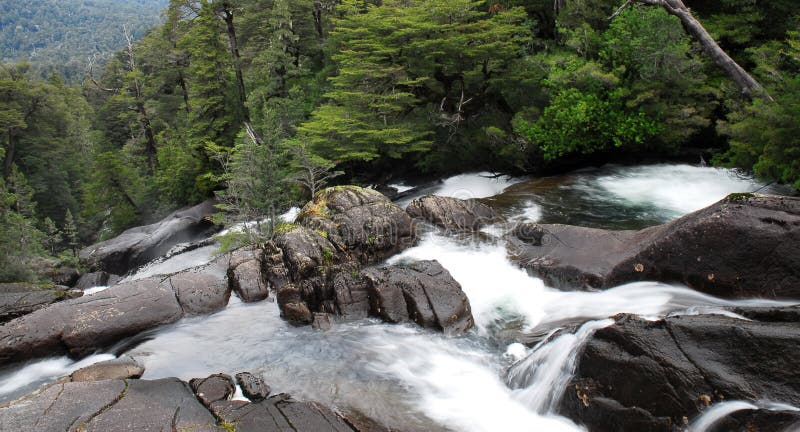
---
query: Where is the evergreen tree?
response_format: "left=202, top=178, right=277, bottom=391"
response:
left=63, top=209, right=79, bottom=257
left=43, top=217, right=62, bottom=255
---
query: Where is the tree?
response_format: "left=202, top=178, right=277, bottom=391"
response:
left=43, top=217, right=62, bottom=255
left=285, top=143, right=343, bottom=197
left=606, top=0, right=770, bottom=99
left=63, top=209, right=79, bottom=257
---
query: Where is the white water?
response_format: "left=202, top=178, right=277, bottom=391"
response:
left=691, top=400, right=800, bottom=432
left=397, top=171, right=523, bottom=208
left=578, top=164, right=772, bottom=217
left=0, top=354, right=115, bottom=398
left=0, top=164, right=794, bottom=431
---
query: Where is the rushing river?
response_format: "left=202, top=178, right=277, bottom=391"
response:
left=0, top=164, right=796, bottom=431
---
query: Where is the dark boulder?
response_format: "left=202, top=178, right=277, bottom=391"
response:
left=406, top=195, right=502, bottom=231
left=190, top=373, right=236, bottom=408
left=235, top=372, right=271, bottom=401
left=0, top=378, right=218, bottom=432
left=508, top=194, right=800, bottom=298
left=362, top=260, right=474, bottom=335
left=0, top=264, right=231, bottom=364
left=70, top=355, right=145, bottom=382
left=79, top=199, right=221, bottom=275
left=74, top=271, right=121, bottom=290
left=559, top=307, right=800, bottom=432
left=0, top=283, right=82, bottom=323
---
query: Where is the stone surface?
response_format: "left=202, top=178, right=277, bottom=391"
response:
left=210, top=394, right=356, bottom=432
left=228, top=248, right=269, bottom=302
left=0, top=262, right=231, bottom=364
left=296, top=186, right=414, bottom=263
left=312, top=312, right=333, bottom=331
left=235, top=372, right=271, bottom=401
left=0, top=283, right=82, bottom=323
left=508, top=194, right=800, bottom=298
left=71, top=355, right=145, bottom=382
left=79, top=199, right=221, bottom=275
left=406, top=195, right=501, bottom=231
left=559, top=308, right=800, bottom=432
left=363, top=260, right=474, bottom=335
left=190, top=374, right=236, bottom=408
left=51, top=267, right=81, bottom=287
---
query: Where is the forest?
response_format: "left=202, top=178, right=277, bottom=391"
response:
left=1, top=0, right=799, bottom=283
left=0, top=0, right=168, bottom=81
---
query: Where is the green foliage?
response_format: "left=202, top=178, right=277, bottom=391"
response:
left=514, top=87, right=660, bottom=160
left=0, top=164, right=45, bottom=282
left=0, top=0, right=167, bottom=82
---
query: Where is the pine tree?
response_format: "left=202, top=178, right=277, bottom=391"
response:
left=43, top=217, right=62, bottom=255
left=63, top=209, right=79, bottom=257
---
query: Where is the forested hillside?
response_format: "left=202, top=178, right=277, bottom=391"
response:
left=0, top=0, right=168, bottom=81
left=1, top=0, right=799, bottom=282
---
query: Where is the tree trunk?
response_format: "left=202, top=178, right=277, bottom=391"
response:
left=633, top=0, right=770, bottom=100
left=178, top=69, right=191, bottom=113
left=3, top=129, right=16, bottom=179
left=220, top=6, right=249, bottom=119
left=125, top=27, right=159, bottom=173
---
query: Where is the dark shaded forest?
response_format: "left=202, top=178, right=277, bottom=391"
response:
left=1, top=0, right=799, bottom=282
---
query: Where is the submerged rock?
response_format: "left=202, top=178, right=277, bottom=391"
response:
left=559, top=307, right=800, bottom=431
left=70, top=355, right=144, bottom=382
left=0, top=283, right=82, bottom=323
left=407, top=195, right=501, bottom=231
left=508, top=194, right=800, bottom=298
left=79, top=199, right=221, bottom=275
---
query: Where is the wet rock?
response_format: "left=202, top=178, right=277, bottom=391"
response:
left=508, top=194, right=800, bottom=298
left=363, top=260, right=474, bottom=335
left=211, top=394, right=356, bottom=432
left=51, top=267, right=81, bottom=287
left=559, top=308, right=800, bottom=432
left=235, top=372, right=271, bottom=401
left=406, top=195, right=501, bottom=231
left=167, top=269, right=230, bottom=316
left=70, top=355, right=144, bottom=382
left=0, top=283, right=82, bottom=323
left=0, top=378, right=218, bottom=432
left=190, top=373, right=236, bottom=408
left=0, top=262, right=231, bottom=364
left=79, top=199, right=221, bottom=275
left=74, top=271, right=121, bottom=290
left=296, top=186, right=414, bottom=263
left=312, top=312, right=333, bottom=331
left=331, top=267, right=371, bottom=320
left=227, top=248, right=269, bottom=303
left=0, top=278, right=183, bottom=363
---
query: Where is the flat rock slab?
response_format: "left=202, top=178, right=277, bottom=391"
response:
left=0, top=283, right=82, bottom=323
left=508, top=194, right=800, bottom=298
left=212, top=395, right=356, bottom=432
left=71, top=355, right=144, bottom=382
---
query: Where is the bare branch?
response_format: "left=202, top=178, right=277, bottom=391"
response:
left=609, top=0, right=634, bottom=19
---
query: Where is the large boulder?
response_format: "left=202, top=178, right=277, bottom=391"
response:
left=79, top=199, right=221, bottom=275
left=406, top=195, right=501, bottom=231
left=227, top=247, right=269, bottom=302
left=0, top=283, right=82, bottom=323
left=558, top=308, right=800, bottom=432
left=362, top=260, right=474, bottom=335
left=70, top=355, right=145, bottom=382
left=0, top=265, right=231, bottom=364
left=296, top=186, right=414, bottom=263
left=508, top=194, right=800, bottom=298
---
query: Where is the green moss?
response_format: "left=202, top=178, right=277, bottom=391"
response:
left=219, top=422, right=236, bottom=432
left=726, top=192, right=754, bottom=203
left=273, top=222, right=300, bottom=234
left=321, top=248, right=335, bottom=266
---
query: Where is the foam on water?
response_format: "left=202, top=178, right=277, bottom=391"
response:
left=0, top=354, right=115, bottom=398
left=582, top=164, right=767, bottom=217
left=397, top=172, right=523, bottom=208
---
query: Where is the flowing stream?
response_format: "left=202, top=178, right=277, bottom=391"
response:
left=0, top=164, right=796, bottom=431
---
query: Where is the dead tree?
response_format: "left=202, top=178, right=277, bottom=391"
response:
left=607, top=0, right=771, bottom=100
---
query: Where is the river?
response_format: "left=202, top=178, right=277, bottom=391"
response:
left=0, top=164, right=795, bottom=432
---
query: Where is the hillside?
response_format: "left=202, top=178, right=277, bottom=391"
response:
left=0, top=0, right=168, bottom=81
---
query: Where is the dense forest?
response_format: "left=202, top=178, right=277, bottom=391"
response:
left=0, top=0, right=168, bottom=81
left=1, top=0, right=799, bottom=282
